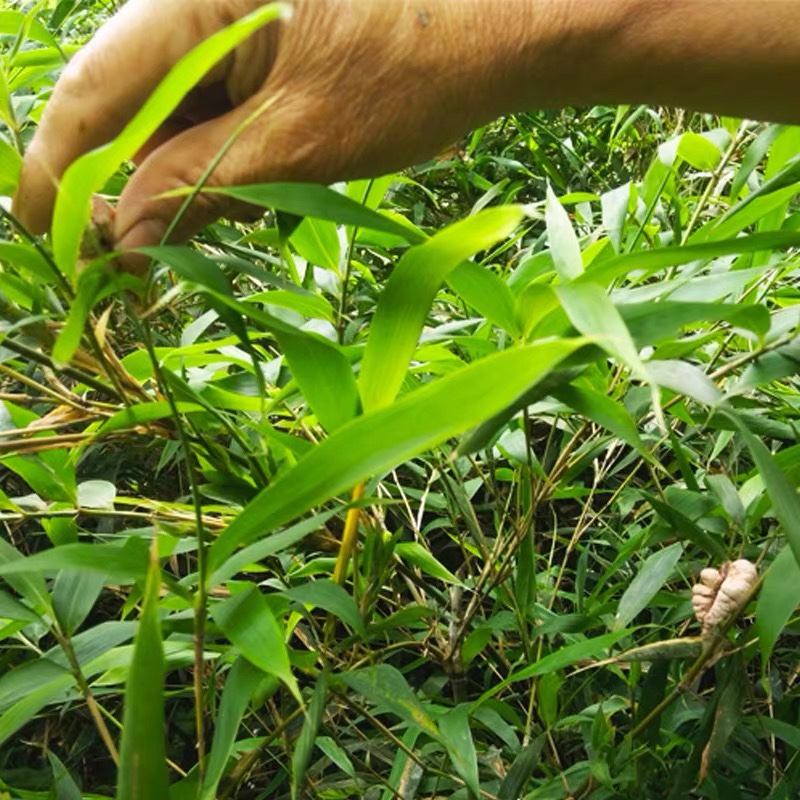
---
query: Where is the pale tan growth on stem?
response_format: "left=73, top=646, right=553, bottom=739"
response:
left=692, top=559, right=758, bottom=635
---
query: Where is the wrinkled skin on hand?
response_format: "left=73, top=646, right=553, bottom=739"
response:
left=14, top=0, right=548, bottom=268
left=15, top=0, right=800, bottom=270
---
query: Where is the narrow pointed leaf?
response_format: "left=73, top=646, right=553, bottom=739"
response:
left=756, top=546, right=800, bottom=663
left=359, top=206, right=523, bottom=412
left=613, top=542, right=683, bottom=630
left=203, top=182, right=425, bottom=243
left=292, top=673, right=328, bottom=800
left=212, top=587, right=300, bottom=701
left=546, top=185, right=583, bottom=280
left=116, top=543, right=169, bottom=800
left=439, top=704, right=480, bottom=798
left=202, top=657, right=276, bottom=800
left=210, top=338, right=584, bottom=571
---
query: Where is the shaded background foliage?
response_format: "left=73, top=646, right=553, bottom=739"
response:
left=0, top=2, right=799, bottom=799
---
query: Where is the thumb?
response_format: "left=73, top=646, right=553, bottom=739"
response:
left=113, top=90, right=307, bottom=270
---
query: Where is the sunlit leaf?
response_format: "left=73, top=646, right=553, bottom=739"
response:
left=359, top=206, right=523, bottom=412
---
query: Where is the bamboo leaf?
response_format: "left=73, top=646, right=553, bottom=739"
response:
left=202, top=182, right=424, bottom=244
left=439, top=704, right=480, bottom=798
left=210, top=338, right=584, bottom=573
left=359, top=206, right=523, bottom=412
left=723, top=411, right=800, bottom=567
left=212, top=587, right=300, bottom=701
left=756, top=546, right=800, bottom=663
left=283, top=580, right=365, bottom=636
left=202, top=658, right=276, bottom=800
left=613, top=542, right=683, bottom=630
left=116, top=542, right=170, bottom=800
left=546, top=185, right=583, bottom=280
left=338, top=664, right=440, bottom=740
left=292, top=673, right=328, bottom=800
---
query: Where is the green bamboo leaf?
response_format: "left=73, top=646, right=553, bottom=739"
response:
left=359, top=206, right=523, bottom=412
left=150, top=247, right=357, bottom=431
left=290, top=217, right=341, bottom=270
left=202, top=657, right=276, bottom=800
left=620, top=301, right=771, bottom=345
left=723, top=411, right=800, bottom=567
left=0, top=541, right=148, bottom=583
left=98, top=401, right=205, bottom=435
left=579, top=231, right=800, bottom=288
left=208, top=510, right=340, bottom=587
left=53, top=267, right=141, bottom=364
left=0, top=538, right=51, bottom=612
left=615, top=637, right=704, bottom=662
left=0, top=589, right=42, bottom=623
left=292, top=673, right=328, bottom=800
left=276, top=328, right=360, bottom=432
left=699, top=184, right=800, bottom=243
left=704, top=151, right=800, bottom=239
left=730, top=124, right=783, bottom=199
left=395, top=541, right=462, bottom=585
left=143, top=246, right=255, bottom=347
left=498, top=738, right=545, bottom=800
left=201, top=182, right=424, bottom=244
left=439, top=704, right=480, bottom=798
left=283, top=580, right=365, bottom=636
left=0, top=241, right=55, bottom=283
left=472, top=631, right=630, bottom=710
left=447, top=260, right=520, bottom=336
left=515, top=283, right=560, bottom=340
left=706, top=473, right=746, bottom=530
left=315, top=736, right=356, bottom=778
left=116, top=543, right=170, bottom=800
left=601, top=182, right=631, bottom=253
left=676, top=131, right=722, bottom=171
left=552, top=383, right=647, bottom=455
left=458, top=365, right=585, bottom=456
left=761, top=717, right=800, bottom=752
left=212, top=587, right=300, bottom=701
left=613, top=543, right=683, bottom=631
left=51, top=261, right=110, bottom=362
left=556, top=283, right=647, bottom=381
left=209, top=339, right=584, bottom=573
left=48, top=751, right=82, bottom=800
left=382, top=727, right=422, bottom=800
left=0, top=10, right=58, bottom=46
left=246, top=288, right=334, bottom=322
left=0, top=672, right=74, bottom=749
left=0, top=453, right=75, bottom=504
left=756, top=546, right=800, bottom=663
left=647, top=360, right=722, bottom=406
left=643, top=493, right=727, bottom=560
left=52, top=570, right=105, bottom=635
left=56, top=620, right=138, bottom=672
left=52, top=3, right=289, bottom=278
left=0, top=137, right=21, bottom=196
left=545, top=184, right=583, bottom=280
left=338, top=664, right=440, bottom=740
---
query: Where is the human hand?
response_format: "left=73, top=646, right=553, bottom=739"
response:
left=17, top=0, right=800, bottom=269
left=13, top=0, right=545, bottom=265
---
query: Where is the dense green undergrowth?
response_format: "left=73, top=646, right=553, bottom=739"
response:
left=1, top=2, right=800, bottom=799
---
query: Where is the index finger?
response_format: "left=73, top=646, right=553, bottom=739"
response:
left=13, top=0, right=265, bottom=234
